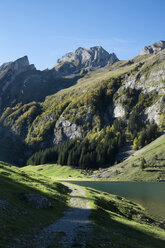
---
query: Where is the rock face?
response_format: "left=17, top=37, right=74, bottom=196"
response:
left=140, top=40, right=165, bottom=55
left=113, top=49, right=165, bottom=124
left=54, top=119, right=82, bottom=144
left=55, top=46, right=119, bottom=74
left=119, top=51, right=165, bottom=95
left=0, top=56, right=35, bottom=111
left=0, top=56, right=78, bottom=112
left=113, top=103, right=125, bottom=118
left=0, top=56, right=35, bottom=93
left=0, top=56, right=34, bottom=75
left=23, top=194, right=51, bottom=208
left=144, top=96, right=165, bottom=125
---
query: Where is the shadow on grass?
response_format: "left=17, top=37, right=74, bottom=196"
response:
left=0, top=171, right=68, bottom=207
left=0, top=165, right=68, bottom=195
left=0, top=171, right=70, bottom=247
left=145, top=169, right=163, bottom=172
left=90, top=207, right=165, bottom=248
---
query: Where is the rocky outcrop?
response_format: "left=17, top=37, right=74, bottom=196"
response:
left=113, top=103, right=125, bottom=118
left=119, top=52, right=165, bottom=95
left=0, top=56, right=36, bottom=111
left=55, top=46, right=119, bottom=74
left=0, top=56, right=35, bottom=93
left=54, top=119, right=82, bottom=144
left=144, top=96, right=165, bottom=124
left=0, top=56, right=79, bottom=112
left=140, top=40, right=165, bottom=55
left=0, top=56, right=34, bottom=75
left=23, top=194, right=51, bottom=208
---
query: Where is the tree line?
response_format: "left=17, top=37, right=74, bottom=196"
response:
left=27, top=119, right=126, bottom=169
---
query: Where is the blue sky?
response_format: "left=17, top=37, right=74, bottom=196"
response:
left=0, top=0, right=164, bottom=70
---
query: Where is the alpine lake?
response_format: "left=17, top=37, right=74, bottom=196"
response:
left=69, top=181, right=165, bottom=221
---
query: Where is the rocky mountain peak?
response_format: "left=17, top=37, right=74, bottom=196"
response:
left=0, top=56, right=35, bottom=76
left=55, top=46, right=119, bottom=74
left=140, top=40, right=165, bottom=55
left=75, top=47, right=85, bottom=53
left=15, top=55, right=29, bottom=66
left=0, top=56, right=36, bottom=101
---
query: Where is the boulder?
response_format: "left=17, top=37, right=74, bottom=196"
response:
left=23, top=194, right=51, bottom=208
left=0, top=199, right=8, bottom=211
left=113, top=103, right=125, bottom=118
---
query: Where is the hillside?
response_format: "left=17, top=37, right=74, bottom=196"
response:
left=0, top=42, right=165, bottom=168
left=23, top=134, right=165, bottom=182
left=92, top=133, right=165, bottom=181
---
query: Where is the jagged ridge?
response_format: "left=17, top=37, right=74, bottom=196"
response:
left=140, top=40, right=165, bottom=55
left=54, top=46, right=119, bottom=74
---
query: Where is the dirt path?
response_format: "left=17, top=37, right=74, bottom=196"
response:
left=27, top=183, right=92, bottom=248
left=44, top=183, right=92, bottom=247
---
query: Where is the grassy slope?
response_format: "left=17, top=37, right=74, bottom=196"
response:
left=1, top=161, right=165, bottom=247
left=23, top=163, right=87, bottom=179
left=85, top=187, right=165, bottom=248
left=92, top=134, right=165, bottom=181
left=0, top=161, right=69, bottom=246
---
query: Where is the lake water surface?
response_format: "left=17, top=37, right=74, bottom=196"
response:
left=69, top=181, right=165, bottom=220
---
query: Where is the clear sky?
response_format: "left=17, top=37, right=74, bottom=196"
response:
left=0, top=0, right=164, bottom=70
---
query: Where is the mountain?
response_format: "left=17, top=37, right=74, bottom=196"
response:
left=0, top=43, right=164, bottom=166
left=0, top=47, right=118, bottom=113
left=54, top=46, right=119, bottom=74
left=140, top=40, right=165, bottom=55
left=0, top=56, right=81, bottom=113
left=1, top=43, right=165, bottom=248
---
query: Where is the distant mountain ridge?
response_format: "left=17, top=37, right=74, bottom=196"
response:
left=54, top=46, right=119, bottom=74
left=0, top=46, right=118, bottom=113
left=0, top=56, right=77, bottom=113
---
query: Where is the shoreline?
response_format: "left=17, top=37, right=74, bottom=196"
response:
left=56, top=178, right=165, bottom=183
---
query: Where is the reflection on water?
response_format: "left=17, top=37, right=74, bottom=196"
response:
left=69, top=181, right=165, bottom=220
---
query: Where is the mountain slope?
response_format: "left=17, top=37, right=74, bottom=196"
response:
left=0, top=44, right=165, bottom=166
left=93, top=133, right=165, bottom=181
